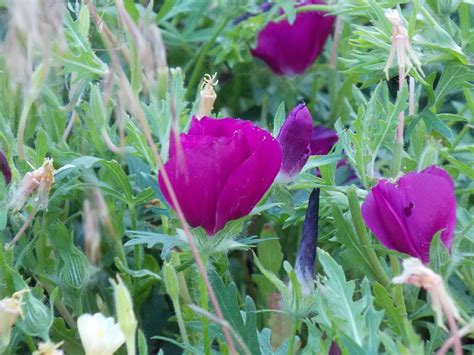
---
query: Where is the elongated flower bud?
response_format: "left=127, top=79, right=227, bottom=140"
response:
left=111, top=276, right=137, bottom=355
left=276, top=103, right=313, bottom=183
left=0, top=151, right=11, bottom=185
left=295, top=188, right=320, bottom=295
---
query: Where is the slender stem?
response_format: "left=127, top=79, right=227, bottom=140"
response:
left=7, top=205, right=38, bottom=248
left=443, top=301, right=463, bottom=355
left=287, top=319, right=298, bottom=355
left=330, top=17, right=342, bottom=68
left=17, top=99, right=34, bottom=160
left=199, top=256, right=211, bottom=355
left=275, top=4, right=331, bottom=22
left=438, top=322, right=474, bottom=355
left=391, top=69, right=406, bottom=177
left=389, top=256, right=407, bottom=316
left=173, top=298, right=190, bottom=346
left=185, top=17, right=230, bottom=101
left=409, top=76, right=415, bottom=116
left=391, top=138, right=403, bottom=177
left=347, top=188, right=391, bottom=287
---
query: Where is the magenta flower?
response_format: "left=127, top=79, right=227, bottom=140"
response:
left=361, top=166, right=456, bottom=263
left=0, top=151, right=11, bottom=185
left=276, top=103, right=313, bottom=182
left=251, top=0, right=335, bottom=75
left=158, top=116, right=282, bottom=235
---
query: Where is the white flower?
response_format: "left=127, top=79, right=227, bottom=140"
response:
left=77, top=313, right=125, bottom=355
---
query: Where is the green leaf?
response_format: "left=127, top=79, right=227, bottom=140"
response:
left=420, top=110, right=454, bottom=143
left=429, top=231, right=450, bottom=276
left=372, top=283, right=404, bottom=336
left=209, top=270, right=261, bottom=355
left=156, top=0, right=178, bottom=23
left=272, top=102, right=286, bottom=137
left=433, top=65, right=474, bottom=111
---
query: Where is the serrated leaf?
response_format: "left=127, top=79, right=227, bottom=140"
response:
left=209, top=270, right=261, bottom=354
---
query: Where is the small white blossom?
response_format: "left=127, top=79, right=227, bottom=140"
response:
left=77, top=313, right=125, bottom=355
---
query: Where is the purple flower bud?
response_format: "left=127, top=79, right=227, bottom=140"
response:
left=361, top=166, right=456, bottom=263
left=276, top=103, right=313, bottom=183
left=329, top=342, right=342, bottom=355
left=0, top=151, right=11, bottom=185
left=158, top=116, right=282, bottom=235
left=251, top=0, right=335, bottom=75
left=310, top=126, right=339, bottom=155
left=295, top=188, right=320, bottom=295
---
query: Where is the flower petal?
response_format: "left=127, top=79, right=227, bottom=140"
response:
left=310, top=126, right=338, bottom=155
left=362, top=180, right=422, bottom=259
left=159, top=133, right=247, bottom=234
left=276, top=103, right=313, bottom=182
left=397, top=168, right=456, bottom=261
left=214, top=132, right=282, bottom=233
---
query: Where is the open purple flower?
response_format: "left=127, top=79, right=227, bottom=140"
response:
left=276, top=103, right=313, bottom=182
left=0, top=151, right=11, bottom=185
left=251, top=0, right=335, bottom=75
left=158, top=116, right=282, bottom=235
left=361, top=166, right=456, bottom=263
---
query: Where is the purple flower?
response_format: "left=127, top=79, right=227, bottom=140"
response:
left=295, top=188, right=320, bottom=295
left=361, top=166, right=456, bottom=263
left=158, top=116, right=282, bottom=235
left=276, top=103, right=313, bottom=182
left=310, top=126, right=339, bottom=155
left=0, top=151, right=11, bottom=185
left=251, top=0, right=335, bottom=75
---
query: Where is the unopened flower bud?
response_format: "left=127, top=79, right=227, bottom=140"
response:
left=111, top=275, right=137, bottom=355
left=276, top=103, right=313, bottom=183
left=295, top=189, right=320, bottom=296
left=16, top=292, right=53, bottom=341
left=163, top=261, right=180, bottom=301
left=0, top=151, right=12, bottom=185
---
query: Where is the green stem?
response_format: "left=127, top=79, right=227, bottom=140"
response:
left=287, top=319, right=298, bottom=355
left=347, top=188, right=391, bottom=288
left=389, top=255, right=407, bottom=317
left=391, top=140, right=403, bottom=177
left=172, top=298, right=190, bottom=346
left=199, top=256, right=211, bottom=355
left=185, top=17, right=231, bottom=101
left=275, top=4, right=331, bottom=22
